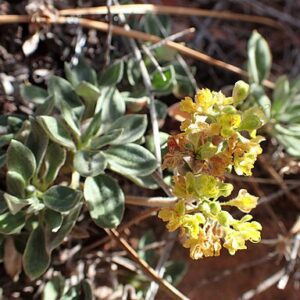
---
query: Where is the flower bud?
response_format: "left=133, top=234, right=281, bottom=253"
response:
left=217, top=211, right=234, bottom=227
left=232, top=80, right=249, bottom=104
left=209, top=202, right=221, bottom=215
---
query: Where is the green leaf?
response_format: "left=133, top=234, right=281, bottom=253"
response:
left=145, top=132, right=169, bottom=156
left=65, top=57, right=97, bottom=87
left=37, top=116, right=75, bottom=150
left=126, top=59, right=141, bottom=86
left=35, top=95, right=55, bottom=116
left=143, top=14, right=171, bottom=37
left=98, top=60, right=124, bottom=86
left=0, top=192, right=7, bottom=214
left=272, top=75, right=290, bottom=115
left=23, top=226, right=50, bottom=280
left=122, top=173, right=159, bottom=189
left=81, top=111, right=102, bottom=144
left=47, top=204, right=81, bottom=251
left=4, top=193, right=28, bottom=215
left=104, top=144, right=157, bottom=177
left=41, top=142, right=66, bottom=188
left=81, top=280, right=93, bottom=300
left=99, top=88, right=126, bottom=132
left=247, top=31, right=272, bottom=84
left=43, top=275, right=66, bottom=300
left=7, top=139, right=36, bottom=184
left=75, top=81, right=100, bottom=118
left=90, top=129, right=123, bottom=149
left=59, top=101, right=81, bottom=139
left=151, top=66, right=176, bottom=94
left=0, top=211, right=25, bottom=234
left=26, top=118, right=49, bottom=173
left=107, top=114, right=147, bottom=145
left=0, top=133, right=14, bottom=148
left=48, top=76, right=84, bottom=119
left=20, top=84, right=48, bottom=105
left=44, top=209, right=63, bottom=233
left=43, top=186, right=82, bottom=213
left=74, top=150, right=107, bottom=177
left=84, top=175, right=124, bottom=228
left=6, top=171, right=26, bottom=198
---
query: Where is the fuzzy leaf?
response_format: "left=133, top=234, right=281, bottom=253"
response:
left=99, top=88, right=125, bottom=131
left=98, top=60, right=124, bottom=86
left=26, top=118, right=49, bottom=172
left=20, top=84, right=48, bottom=105
left=47, top=204, right=82, bottom=251
left=37, top=116, right=75, bottom=150
left=0, top=211, right=25, bottom=234
left=6, top=171, right=26, bottom=198
left=43, top=186, right=82, bottom=213
left=74, top=150, right=107, bottom=177
left=7, top=140, right=36, bottom=184
left=90, top=129, right=123, bottom=149
left=48, top=76, right=84, bottom=119
left=75, top=81, right=100, bottom=118
left=44, top=209, right=63, bottom=233
left=247, top=31, right=272, bottom=84
left=64, top=57, right=97, bottom=87
left=23, top=226, right=50, bottom=280
left=84, top=175, right=124, bottom=228
left=104, top=144, right=157, bottom=177
left=42, top=143, right=66, bottom=188
left=107, top=114, right=147, bottom=145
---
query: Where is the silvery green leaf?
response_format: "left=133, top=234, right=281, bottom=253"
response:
left=64, top=57, right=97, bottom=87
left=47, top=204, right=82, bottom=251
left=0, top=211, right=25, bottom=234
left=48, top=76, right=84, bottom=120
left=26, top=118, right=49, bottom=173
left=272, top=75, right=290, bottom=115
left=43, top=186, right=82, bottom=213
left=4, top=193, right=28, bottom=215
left=75, top=81, right=100, bottom=118
left=247, top=31, right=272, bottom=84
left=6, top=171, right=26, bottom=198
left=37, top=116, right=75, bottom=150
left=20, top=84, right=48, bottom=105
left=98, top=60, right=124, bottom=86
left=42, top=142, right=66, bottom=188
left=90, top=129, right=123, bottom=149
left=74, top=150, right=107, bottom=177
left=107, top=114, right=147, bottom=145
left=104, top=144, right=157, bottom=177
left=7, top=139, right=36, bottom=184
left=84, top=175, right=124, bottom=228
left=23, top=226, right=50, bottom=279
left=81, top=111, right=102, bottom=144
left=44, top=209, right=63, bottom=233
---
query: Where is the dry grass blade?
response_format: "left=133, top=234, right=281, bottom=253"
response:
left=125, top=195, right=177, bottom=207
left=0, top=15, right=274, bottom=88
left=59, top=4, right=282, bottom=29
left=106, top=228, right=190, bottom=300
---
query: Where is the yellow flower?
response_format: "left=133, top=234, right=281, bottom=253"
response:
left=195, top=88, right=216, bottom=112
left=223, top=230, right=247, bottom=255
left=233, top=215, right=262, bottom=243
left=234, top=137, right=264, bottom=176
left=218, top=113, right=241, bottom=138
left=182, top=213, right=205, bottom=238
left=180, top=96, right=196, bottom=114
left=225, top=189, right=258, bottom=213
left=158, top=200, right=186, bottom=232
left=183, top=226, right=222, bottom=259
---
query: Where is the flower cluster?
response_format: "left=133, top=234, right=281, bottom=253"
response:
left=159, top=81, right=265, bottom=258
